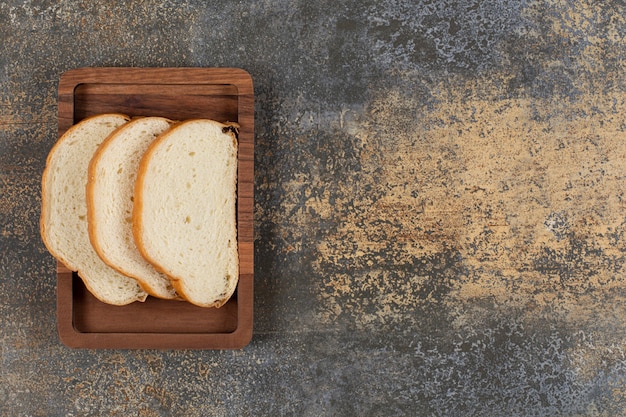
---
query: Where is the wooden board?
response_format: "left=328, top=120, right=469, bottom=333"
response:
left=56, top=67, right=253, bottom=349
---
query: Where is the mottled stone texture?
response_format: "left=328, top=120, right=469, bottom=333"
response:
left=2, top=0, right=626, bottom=415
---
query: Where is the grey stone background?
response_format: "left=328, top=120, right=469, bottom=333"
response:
left=2, top=0, right=626, bottom=415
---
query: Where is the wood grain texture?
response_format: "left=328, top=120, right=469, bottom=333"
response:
left=56, top=67, right=254, bottom=349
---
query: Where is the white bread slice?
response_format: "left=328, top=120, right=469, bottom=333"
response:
left=87, top=116, right=180, bottom=300
left=133, top=119, right=239, bottom=308
left=41, top=114, right=148, bottom=305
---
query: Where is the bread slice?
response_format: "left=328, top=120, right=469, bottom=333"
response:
left=133, top=119, right=239, bottom=308
left=87, top=116, right=180, bottom=300
left=41, top=113, right=148, bottom=305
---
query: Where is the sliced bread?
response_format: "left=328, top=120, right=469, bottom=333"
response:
left=87, top=116, right=180, bottom=300
left=41, top=113, right=148, bottom=305
left=133, top=119, right=239, bottom=308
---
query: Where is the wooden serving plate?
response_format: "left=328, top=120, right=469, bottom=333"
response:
left=56, top=67, right=253, bottom=349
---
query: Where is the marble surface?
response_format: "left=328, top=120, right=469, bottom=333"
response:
left=2, top=0, right=626, bottom=415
